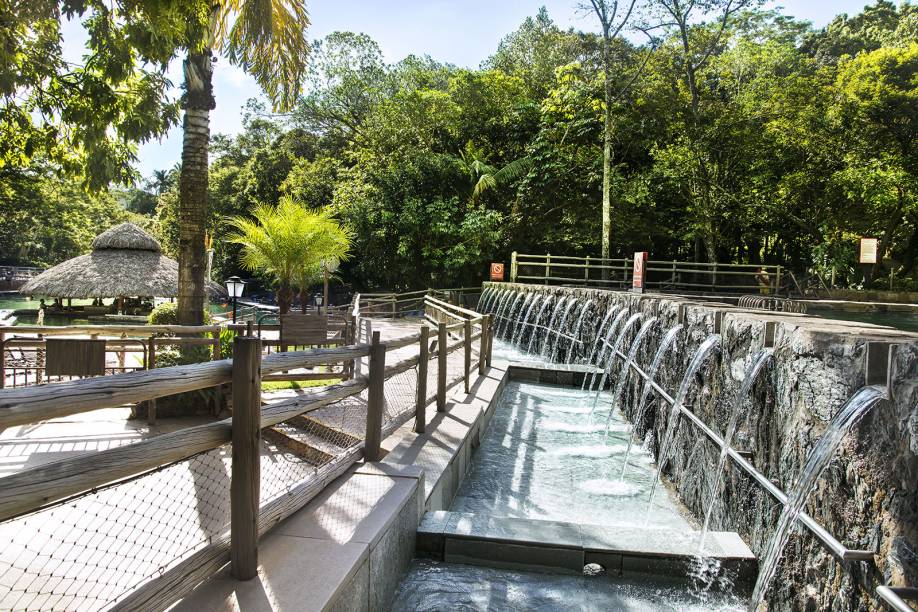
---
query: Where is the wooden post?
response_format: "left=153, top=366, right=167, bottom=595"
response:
left=510, top=251, right=518, bottom=282
left=212, top=329, right=220, bottom=360
left=545, top=253, right=551, bottom=285
left=584, top=255, right=590, bottom=284
left=486, top=314, right=494, bottom=366
left=463, top=318, right=472, bottom=393
left=231, top=334, right=262, bottom=581
left=437, top=322, right=447, bottom=412
left=415, top=325, right=429, bottom=434
left=0, top=331, right=5, bottom=389
left=364, top=331, right=386, bottom=461
left=478, top=317, right=486, bottom=376
left=774, top=265, right=782, bottom=296
left=147, top=335, right=157, bottom=425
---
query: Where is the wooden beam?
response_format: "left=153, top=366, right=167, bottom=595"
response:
left=437, top=322, right=447, bottom=412
left=364, top=331, right=385, bottom=461
left=415, top=325, right=429, bottom=434
left=231, top=336, right=261, bottom=580
left=464, top=318, right=472, bottom=393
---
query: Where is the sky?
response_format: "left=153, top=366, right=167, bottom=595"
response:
left=62, top=0, right=878, bottom=179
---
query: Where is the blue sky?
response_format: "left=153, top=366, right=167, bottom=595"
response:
left=63, top=1, right=876, bottom=179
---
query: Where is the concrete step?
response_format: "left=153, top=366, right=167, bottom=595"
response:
left=263, top=424, right=337, bottom=467
left=287, top=414, right=362, bottom=449
left=417, top=510, right=757, bottom=592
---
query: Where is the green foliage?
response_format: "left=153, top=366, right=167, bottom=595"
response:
left=227, top=197, right=352, bottom=311
left=147, top=302, right=213, bottom=325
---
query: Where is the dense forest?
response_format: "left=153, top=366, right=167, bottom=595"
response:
left=2, top=2, right=916, bottom=292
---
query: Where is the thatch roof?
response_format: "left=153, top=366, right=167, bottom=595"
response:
left=21, top=223, right=225, bottom=299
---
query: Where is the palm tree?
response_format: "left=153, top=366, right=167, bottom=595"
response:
left=177, top=1, right=311, bottom=326
left=228, top=197, right=351, bottom=314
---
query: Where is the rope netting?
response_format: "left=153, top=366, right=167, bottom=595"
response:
left=0, top=315, right=482, bottom=611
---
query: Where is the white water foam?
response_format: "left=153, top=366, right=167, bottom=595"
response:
left=578, top=479, right=643, bottom=496
left=549, top=444, right=628, bottom=458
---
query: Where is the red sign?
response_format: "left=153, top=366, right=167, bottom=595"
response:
left=632, top=251, right=648, bottom=292
left=490, top=262, right=505, bottom=281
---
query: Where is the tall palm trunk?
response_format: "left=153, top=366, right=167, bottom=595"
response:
left=600, top=20, right=614, bottom=270
left=177, top=52, right=215, bottom=326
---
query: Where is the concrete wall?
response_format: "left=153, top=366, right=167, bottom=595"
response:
left=483, top=281, right=918, bottom=611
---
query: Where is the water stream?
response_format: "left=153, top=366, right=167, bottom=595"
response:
left=698, top=348, right=773, bottom=551
left=646, top=335, right=722, bottom=516
left=747, top=385, right=887, bottom=610
left=604, top=317, right=657, bottom=434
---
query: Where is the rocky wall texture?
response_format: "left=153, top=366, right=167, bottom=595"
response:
left=481, top=282, right=918, bottom=611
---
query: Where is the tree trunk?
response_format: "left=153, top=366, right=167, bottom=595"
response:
left=299, top=284, right=308, bottom=313
left=277, top=281, right=292, bottom=315
left=177, top=52, right=215, bottom=326
left=600, top=23, right=614, bottom=269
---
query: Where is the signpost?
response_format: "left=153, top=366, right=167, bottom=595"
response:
left=490, top=262, right=505, bottom=282
left=859, top=238, right=878, bottom=264
left=631, top=251, right=648, bottom=294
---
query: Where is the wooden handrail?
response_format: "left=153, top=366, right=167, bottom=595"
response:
left=424, top=294, right=480, bottom=319
left=4, top=324, right=221, bottom=335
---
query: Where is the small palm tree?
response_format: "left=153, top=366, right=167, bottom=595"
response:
left=228, top=197, right=351, bottom=314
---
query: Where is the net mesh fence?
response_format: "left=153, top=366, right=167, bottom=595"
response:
left=0, top=314, right=482, bottom=611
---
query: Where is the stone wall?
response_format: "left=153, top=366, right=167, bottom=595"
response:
left=481, top=281, right=918, bottom=611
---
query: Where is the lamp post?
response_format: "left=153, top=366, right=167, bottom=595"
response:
left=225, top=276, right=246, bottom=323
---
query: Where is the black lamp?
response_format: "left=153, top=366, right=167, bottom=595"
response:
left=224, top=276, right=246, bottom=323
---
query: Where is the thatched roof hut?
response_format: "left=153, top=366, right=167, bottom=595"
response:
left=21, top=223, right=224, bottom=299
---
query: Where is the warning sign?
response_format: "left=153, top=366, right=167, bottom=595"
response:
left=859, top=238, right=878, bottom=264
left=490, top=262, right=505, bottom=281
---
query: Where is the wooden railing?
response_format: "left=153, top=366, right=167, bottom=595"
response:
left=510, top=252, right=782, bottom=295
left=0, top=293, right=492, bottom=610
left=357, top=287, right=481, bottom=318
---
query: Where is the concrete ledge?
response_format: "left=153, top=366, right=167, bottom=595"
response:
left=382, top=363, right=508, bottom=512
left=507, top=362, right=600, bottom=387
left=417, top=511, right=757, bottom=591
left=171, top=462, right=423, bottom=612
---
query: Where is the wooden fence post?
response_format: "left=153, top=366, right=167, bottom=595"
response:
left=231, top=334, right=262, bottom=581
left=364, top=331, right=386, bottom=461
left=212, top=329, right=220, bottom=360
left=584, top=255, right=590, bottom=284
left=545, top=253, right=551, bottom=285
left=437, top=322, right=447, bottom=412
left=510, top=251, right=518, bottom=282
left=0, top=331, right=5, bottom=389
left=478, top=317, right=486, bottom=376
left=147, top=335, right=157, bottom=425
left=415, top=325, right=429, bottom=434
left=463, top=318, right=472, bottom=393
left=485, top=314, right=494, bottom=366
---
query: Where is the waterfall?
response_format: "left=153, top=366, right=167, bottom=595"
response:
left=549, top=298, right=580, bottom=362
left=748, top=385, right=886, bottom=610
left=620, top=324, right=682, bottom=480
left=590, top=313, right=643, bottom=413
left=604, top=316, right=657, bottom=434
left=477, top=287, right=493, bottom=312
left=564, top=299, right=594, bottom=363
left=497, top=292, right=525, bottom=339
left=646, top=335, right=721, bottom=516
left=583, top=309, right=629, bottom=391
left=540, top=296, right=568, bottom=356
left=584, top=306, right=621, bottom=369
left=511, top=293, right=539, bottom=347
left=526, top=296, right=554, bottom=355
left=492, top=291, right=514, bottom=333
left=698, top=348, right=773, bottom=552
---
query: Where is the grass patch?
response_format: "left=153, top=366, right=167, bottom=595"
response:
left=261, top=379, right=339, bottom=392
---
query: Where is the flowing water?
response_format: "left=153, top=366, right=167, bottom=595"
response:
left=620, top=324, right=683, bottom=480
left=604, top=317, right=657, bottom=434
left=589, top=312, right=643, bottom=413
left=564, top=298, right=594, bottom=363
left=497, top=292, right=525, bottom=339
left=450, top=379, right=695, bottom=530
left=526, top=296, right=554, bottom=356
left=509, top=293, right=536, bottom=346
left=699, top=348, right=773, bottom=551
left=540, top=297, right=568, bottom=357
left=583, top=309, right=628, bottom=391
left=549, top=298, right=579, bottom=362
left=391, top=560, right=745, bottom=611
left=646, top=335, right=722, bottom=515
left=747, top=385, right=886, bottom=610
